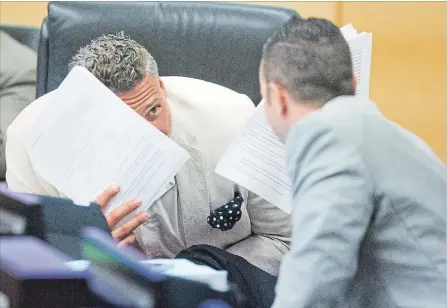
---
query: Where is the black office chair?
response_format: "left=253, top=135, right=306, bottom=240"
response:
left=36, top=1, right=299, bottom=104
left=0, top=24, right=40, bottom=52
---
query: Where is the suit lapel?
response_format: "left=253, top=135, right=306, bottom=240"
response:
left=174, top=145, right=212, bottom=246
left=169, top=98, right=211, bottom=247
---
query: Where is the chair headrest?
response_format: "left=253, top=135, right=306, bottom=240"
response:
left=37, top=1, right=298, bottom=103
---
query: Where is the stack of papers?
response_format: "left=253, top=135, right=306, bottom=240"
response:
left=139, top=259, right=229, bottom=292
left=340, top=23, right=373, bottom=99
left=26, top=66, right=190, bottom=222
left=215, top=24, right=372, bottom=214
left=66, top=258, right=229, bottom=292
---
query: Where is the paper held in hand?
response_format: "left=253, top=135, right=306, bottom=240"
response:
left=26, top=66, right=190, bottom=219
left=340, top=23, right=373, bottom=99
left=215, top=24, right=372, bottom=213
left=215, top=103, right=292, bottom=213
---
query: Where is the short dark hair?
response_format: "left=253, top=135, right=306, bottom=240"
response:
left=262, top=17, right=355, bottom=104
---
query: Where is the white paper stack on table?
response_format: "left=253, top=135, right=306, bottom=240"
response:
left=65, top=259, right=229, bottom=292
left=215, top=24, right=372, bottom=214
left=139, top=259, right=229, bottom=292
left=26, top=66, right=190, bottom=222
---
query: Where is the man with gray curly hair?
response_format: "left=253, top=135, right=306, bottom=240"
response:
left=5, top=32, right=291, bottom=282
left=69, top=32, right=160, bottom=92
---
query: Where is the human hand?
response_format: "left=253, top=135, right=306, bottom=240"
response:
left=95, top=184, right=149, bottom=247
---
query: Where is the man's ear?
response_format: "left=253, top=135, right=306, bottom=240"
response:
left=353, top=74, right=357, bottom=92
left=269, top=82, right=288, bottom=118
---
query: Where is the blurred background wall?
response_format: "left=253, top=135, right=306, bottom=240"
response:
left=1, top=1, right=445, bottom=162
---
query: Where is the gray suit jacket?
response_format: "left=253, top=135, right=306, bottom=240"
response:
left=273, top=96, right=446, bottom=308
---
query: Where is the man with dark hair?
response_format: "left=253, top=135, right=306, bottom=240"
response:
left=260, top=17, right=446, bottom=308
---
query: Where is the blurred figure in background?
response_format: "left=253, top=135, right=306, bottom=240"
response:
left=0, top=30, right=37, bottom=179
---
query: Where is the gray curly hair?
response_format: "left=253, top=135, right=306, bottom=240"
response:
left=68, top=32, right=159, bottom=93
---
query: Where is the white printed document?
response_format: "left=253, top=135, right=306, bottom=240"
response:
left=216, top=24, right=372, bottom=213
left=140, top=259, right=229, bottom=292
left=215, top=105, right=291, bottom=213
left=26, top=66, right=190, bottom=219
left=340, top=23, right=373, bottom=99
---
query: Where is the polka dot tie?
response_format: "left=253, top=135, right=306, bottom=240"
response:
left=207, top=193, right=243, bottom=231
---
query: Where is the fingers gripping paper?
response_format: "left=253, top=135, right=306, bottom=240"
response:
left=26, top=66, right=189, bottom=218
left=215, top=25, right=372, bottom=213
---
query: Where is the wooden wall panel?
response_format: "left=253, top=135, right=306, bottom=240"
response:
left=0, top=2, right=48, bottom=27
left=339, top=2, right=446, bottom=162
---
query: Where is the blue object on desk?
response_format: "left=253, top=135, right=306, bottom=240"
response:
left=82, top=227, right=239, bottom=308
left=0, top=236, right=90, bottom=308
left=82, top=226, right=165, bottom=279
left=82, top=227, right=162, bottom=307
left=0, top=183, right=44, bottom=239
left=0, top=235, right=145, bottom=308
left=0, top=183, right=111, bottom=259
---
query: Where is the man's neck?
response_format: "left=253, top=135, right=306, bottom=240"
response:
left=286, top=100, right=322, bottom=131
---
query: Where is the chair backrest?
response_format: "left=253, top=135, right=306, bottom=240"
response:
left=0, top=24, right=40, bottom=52
left=36, top=1, right=298, bottom=103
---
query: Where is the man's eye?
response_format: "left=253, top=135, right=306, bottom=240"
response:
left=147, top=105, right=161, bottom=117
